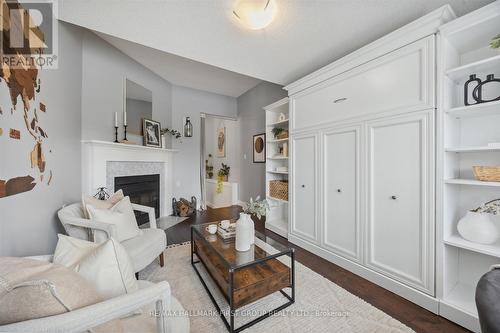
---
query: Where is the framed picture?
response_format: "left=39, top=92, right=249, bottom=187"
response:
left=217, top=127, right=226, bottom=157
left=142, top=118, right=162, bottom=148
left=253, top=133, right=266, bottom=163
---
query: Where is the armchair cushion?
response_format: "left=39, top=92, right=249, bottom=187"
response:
left=54, top=235, right=138, bottom=299
left=122, top=229, right=167, bottom=273
left=0, top=257, right=104, bottom=325
left=87, top=196, right=141, bottom=242
left=82, top=189, right=124, bottom=218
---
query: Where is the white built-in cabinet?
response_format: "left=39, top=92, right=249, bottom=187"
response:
left=322, top=125, right=361, bottom=262
left=285, top=5, right=456, bottom=317
left=366, top=111, right=434, bottom=294
left=291, top=133, right=319, bottom=244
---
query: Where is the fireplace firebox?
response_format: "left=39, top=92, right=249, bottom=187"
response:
left=115, top=174, right=160, bottom=226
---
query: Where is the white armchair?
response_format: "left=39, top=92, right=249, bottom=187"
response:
left=58, top=203, right=167, bottom=273
left=0, top=255, right=190, bottom=333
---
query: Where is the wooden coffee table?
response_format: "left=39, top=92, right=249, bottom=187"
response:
left=191, top=223, right=295, bottom=333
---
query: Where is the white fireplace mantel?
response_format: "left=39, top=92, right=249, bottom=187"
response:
left=81, top=140, right=178, bottom=216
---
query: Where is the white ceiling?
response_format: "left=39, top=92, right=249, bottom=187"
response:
left=96, top=31, right=261, bottom=98
left=60, top=0, right=493, bottom=95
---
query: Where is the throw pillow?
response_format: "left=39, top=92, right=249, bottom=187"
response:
left=53, top=234, right=138, bottom=299
left=0, top=257, right=104, bottom=325
left=82, top=189, right=124, bottom=218
left=86, top=196, right=141, bottom=242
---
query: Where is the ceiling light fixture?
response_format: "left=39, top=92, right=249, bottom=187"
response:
left=233, top=0, right=277, bottom=30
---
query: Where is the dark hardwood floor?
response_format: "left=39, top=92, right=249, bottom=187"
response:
left=166, top=206, right=470, bottom=333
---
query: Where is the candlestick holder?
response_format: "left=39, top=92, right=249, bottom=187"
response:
left=123, top=125, right=128, bottom=141
left=114, top=126, right=119, bottom=143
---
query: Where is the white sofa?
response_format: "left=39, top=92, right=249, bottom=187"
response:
left=0, top=255, right=190, bottom=333
left=58, top=203, right=167, bottom=273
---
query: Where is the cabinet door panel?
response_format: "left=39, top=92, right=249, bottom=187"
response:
left=323, top=126, right=361, bottom=261
left=291, top=134, right=318, bottom=243
left=367, top=111, right=434, bottom=294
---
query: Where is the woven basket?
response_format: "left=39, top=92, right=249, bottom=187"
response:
left=277, top=131, right=289, bottom=139
left=269, top=180, right=288, bottom=201
left=473, top=166, right=500, bottom=182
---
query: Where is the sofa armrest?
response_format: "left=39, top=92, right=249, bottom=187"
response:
left=0, top=281, right=172, bottom=333
left=132, top=203, right=157, bottom=229
left=60, top=216, right=118, bottom=240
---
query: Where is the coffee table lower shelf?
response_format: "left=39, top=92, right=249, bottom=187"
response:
left=190, top=233, right=295, bottom=333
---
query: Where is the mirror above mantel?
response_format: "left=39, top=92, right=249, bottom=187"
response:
left=125, top=79, right=153, bottom=137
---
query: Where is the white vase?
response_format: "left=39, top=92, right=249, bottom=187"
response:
left=457, top=211, right=500, bottom=244
left=235, top=213, right=252, bottom=251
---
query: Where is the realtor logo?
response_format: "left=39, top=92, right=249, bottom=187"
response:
left=0, top=0, right=58, bottom=69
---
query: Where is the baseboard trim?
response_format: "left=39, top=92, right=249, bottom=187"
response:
left=288, top=234, right=440, bottom=314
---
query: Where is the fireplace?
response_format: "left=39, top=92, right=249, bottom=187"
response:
left=115, top=174, right=160, bottom=226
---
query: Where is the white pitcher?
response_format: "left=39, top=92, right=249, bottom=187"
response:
left=235, top=212, right=253, bottom=251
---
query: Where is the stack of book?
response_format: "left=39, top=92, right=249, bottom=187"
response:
left=217, top=223, right=236, bottom=239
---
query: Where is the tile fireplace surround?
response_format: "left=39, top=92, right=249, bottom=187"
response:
left=82, top=140, right=178, bottom=217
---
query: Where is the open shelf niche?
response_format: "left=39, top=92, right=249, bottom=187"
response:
left=438, top=3, right=500, bottom=332
left=264, top=97, right=289, bottom=238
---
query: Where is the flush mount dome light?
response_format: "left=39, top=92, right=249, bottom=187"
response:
left=233, top=0, right=277, bottom=30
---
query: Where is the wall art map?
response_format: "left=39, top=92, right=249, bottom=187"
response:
left=0, top=0, right=52, bottom=198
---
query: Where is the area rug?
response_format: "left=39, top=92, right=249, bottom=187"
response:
left=141, top=243, right=415, bottom=333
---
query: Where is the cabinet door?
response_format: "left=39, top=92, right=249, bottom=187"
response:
left=366, top=110, right=434, bottom=295
left=322, top=125, right=361, bottom=262
left=291, top=133, right=319, bottom=243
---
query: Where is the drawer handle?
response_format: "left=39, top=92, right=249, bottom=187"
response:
left=301, top=185, right=305, bottom=188
left=333, top=98, right=347, bottom=104
left=391, top=195, right=397, bottom=200
left=337, top=189, right=341, bottom=193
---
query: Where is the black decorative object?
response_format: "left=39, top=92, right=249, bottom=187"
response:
left=94, top=187, right=110, bottom=200
left=473, top=74, right=500, bottom=104
left=114, top=126, right=119, bottom=143
left=464, top=74, right=482, bottom=106
left=123, top=124, right=128, bottom=142
left=184, top=117, right=193, bottom=137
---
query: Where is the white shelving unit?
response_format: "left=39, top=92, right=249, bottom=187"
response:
left=438, top=3, right=500, bottom=332
left=264, top=97, right=289, bottom=238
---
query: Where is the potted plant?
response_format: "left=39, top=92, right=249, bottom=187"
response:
left=205, top=154, right=214, bottom=179
left=491, top=34, right=500, bottom=52
left=272, top=127, right=288, bottom=139
left=216, top=163, right=230, bottom=193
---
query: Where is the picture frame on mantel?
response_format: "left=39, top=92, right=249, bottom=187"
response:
left=142, top=118, right=162, bottom=148
left=253, top=133, right=266, bottom=163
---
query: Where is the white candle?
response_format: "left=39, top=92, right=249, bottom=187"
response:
left=123, top=111, right=127, bottom=126
left=114, top=112, right=118, bottom=127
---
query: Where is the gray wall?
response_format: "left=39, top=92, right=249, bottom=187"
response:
left=237, top=81, right=287, bottom=202
left=0, top=23, right=84, bottom=256
left=81, top=31, right=172, bottom=146
left=171, top=85, right=237, bottom=203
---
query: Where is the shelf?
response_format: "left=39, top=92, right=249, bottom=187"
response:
left=267, top=170, right=288, bottom=175
left=267, top=138, right=289, bottom=143
left=267, top=119, right=289, bottom=127
left=442, top=283, right=478, bottom=318
left=267, top=196, right=288, bottom=204
left=446, top=54, right=500, bottom=81
left=445, top=179, right=500, bottom=187
left=446, top=100, right=500, bottom=119
left=267, top=156, right=288, bottom=160
left=445, top=234, right=500, bottom=258
left=445, top=146, right=500, bottom=153
left=265, top=218, right=288, bottom=238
